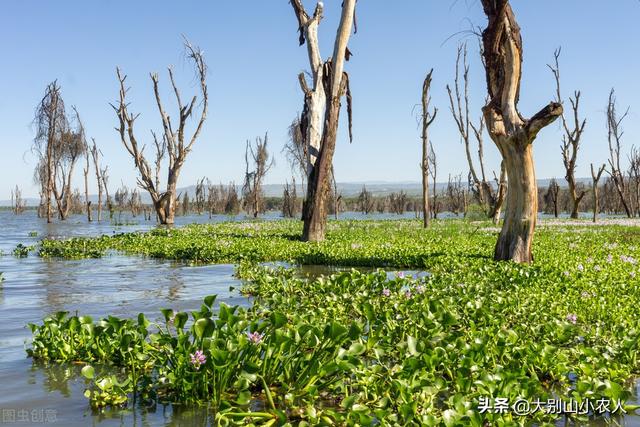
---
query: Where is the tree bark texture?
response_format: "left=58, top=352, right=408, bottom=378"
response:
left=481, top=0, right=562, bottom=263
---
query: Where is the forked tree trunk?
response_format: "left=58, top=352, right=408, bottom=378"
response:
left=481, top=0, right=562, bottom=263
left=297, top=0, right=357, bottom=242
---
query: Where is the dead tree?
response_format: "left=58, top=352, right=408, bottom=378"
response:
left=181, top=192, right=190, bottom=216
left=90, top=139, right=104, bottom=221
left=194, top=177, right=206, bottom=215
left=114, top=185, right=129, bottom=217
left=605, top=89, right=632, bottom=218
left=447, top=43, right=506, bottom=220
left=481, top=0, right=563, bottom=263
left=33, top=81, right=67, bottom=223
left=73, top=108, right=92, bottom=222
left=420, top=69, right=437, bottom=227
left=100, top=166, right=113, bottom=219
left=627, top=147, right=640, bottom=216
left=112, top=40, right=208, bottom=225
left=225, top=183, right=241, bottom=215
left=428, top=141, right=439, bottom=219
left=282, top=178, right=299, bottom=218
left=389, top=191, right=408, bottom=215
left=548, top=48, right=587, bottom=219
left=10, top=186, right=26, bottom=215
left=242, top=134, right=274, bottom=218
left=357, top=185, right=375, bottom=214
left=591, top=163, right=606, bottom=223
left=543, top=178, right=560, bottom=218
left=447, top=173, right=467, bottom=215
left=51, top=107, right=85, bottom=220
left=290, top=0, right=357, bottom=241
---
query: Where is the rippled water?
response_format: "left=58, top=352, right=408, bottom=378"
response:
left=0, top=211, right=258, bottom=426
left=1, top=210, right=639, bottom=426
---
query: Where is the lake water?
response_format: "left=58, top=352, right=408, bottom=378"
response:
left=0, top=210, right=638, bottom=426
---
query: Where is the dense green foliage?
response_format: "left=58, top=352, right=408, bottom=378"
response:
left=30, top=219, right=640, bottom=425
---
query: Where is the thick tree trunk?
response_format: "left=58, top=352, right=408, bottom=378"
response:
left=567, top=177, right=585, bottom=219
left=481, top=0, right=562, bottom=263
left=303, top=99, right=341, bottom=241
left=299, top=0, right=356, bottom=242
left=494, top=140, right=537, bottom=262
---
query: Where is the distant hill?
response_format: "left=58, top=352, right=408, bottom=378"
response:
left=0, top=178, right=594, bottom=206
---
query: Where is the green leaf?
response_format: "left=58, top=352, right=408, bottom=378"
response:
left=174, top=312, right=188, bottom=330
left=270, top=312, right=287, bottom=329
left=81, top=365, right=95, bottom=379
left=194, top=318, right=215, bottom=339
left=203, top=295, right=217, bottom=308
left=407, top=335, right=419, bottom=356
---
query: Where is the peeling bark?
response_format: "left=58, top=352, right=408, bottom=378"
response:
left=291, top=0, right=357, bottom=242
left=481, top=0, right=562, bottom=263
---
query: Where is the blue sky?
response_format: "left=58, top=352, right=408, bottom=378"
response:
left=1, top=1, right=639, bottom=200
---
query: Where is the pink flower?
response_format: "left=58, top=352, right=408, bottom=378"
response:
left=415, top=285, right=426, bottom=294
left=404, top=290, right=412, bottom=298
left=382, top=288, right=391, bottom=297
left=248, top=331, right=264, bottom=344
left=566, top=314, right=577, bottom=324
left=190, top=350, right=206, bottom=370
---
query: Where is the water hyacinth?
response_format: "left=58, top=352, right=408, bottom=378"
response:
left=247, top=331, right=264, bottom=344
left=190, top=350, right=206, bottom=370
left=620, top=255, right=637, bottom=265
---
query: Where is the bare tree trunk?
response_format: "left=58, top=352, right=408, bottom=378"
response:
left=429, top=141, right=438, bottom=219
left=84, top=151, right=92, bottom=222
left=90, top=139, right=103, bottom=221
left=481, top=0, right=562, bottom=263
left=606, top=89, right=632, bottom=218
left=421, top=70, right=437, bottom=228
left=548, top=48, right=586, bottom=219
left=591, top=164, right=605, bottom=223
left=299, top=0, right=357, bottom=242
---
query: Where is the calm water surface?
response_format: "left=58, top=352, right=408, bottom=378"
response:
left=0, top=210, right=638, bottom=426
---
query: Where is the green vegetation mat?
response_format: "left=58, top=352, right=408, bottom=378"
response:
left=29, top=220, right=640, bottom=425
